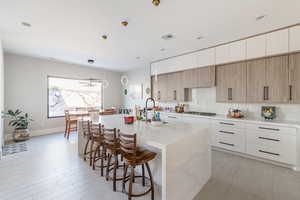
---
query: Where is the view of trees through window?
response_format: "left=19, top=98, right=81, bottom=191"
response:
left=48, top=77, right=103, bottom=118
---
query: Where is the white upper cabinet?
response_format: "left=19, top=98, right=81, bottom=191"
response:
left=289, top=25, right=300, bottom=52
left=215, top=44, right=230, bottom=64
left=246, top=34, right=266, bottom=59
left=176, top=53, right=198, bottom=70
left=151, top=52, right=197, bottom=75
left=229, top=40, right=246, bottom=62
left=216, top=40, right=246, bottom=64
left=196, top=48, right=215, bottom=67
left=266, top=29, right=289, bottom=56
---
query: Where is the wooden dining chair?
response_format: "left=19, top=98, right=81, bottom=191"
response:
left=64, top=110, right=77, bottom=139
left=120, top=133, right=156, bottom=200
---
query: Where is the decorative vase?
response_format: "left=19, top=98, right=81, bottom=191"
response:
left=13, top=128, right=30, bottom=142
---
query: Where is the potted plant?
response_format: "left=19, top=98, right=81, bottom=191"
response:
left=3, top=109, right=33, bottom=142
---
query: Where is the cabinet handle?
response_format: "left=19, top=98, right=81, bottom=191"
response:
left=258, top=127, right=280, bottom=131
left=263, top=86, right=269, bottom=100
left=174, top=90, right=177, bottom=101
left=289, top=85, right=292, bottom=101
left=228, top=88, right=233, bottom=101
left=158, top=91, right=161, bottom=100
left=168, top=116, right=177, bottom=119
left=258, top=137, right=280, bottom=142
left=219, top=142, right=234, bottom=146
left=259, top=150, right=280, bottom=156
left=219, top=122, right=234, bottom=126
left=219, top=130, right=235, bottom=135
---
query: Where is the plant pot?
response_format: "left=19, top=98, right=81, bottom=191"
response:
left=13, top=128, right=30, bottom=142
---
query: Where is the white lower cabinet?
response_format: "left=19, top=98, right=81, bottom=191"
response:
left=212, top=120, right=297, bottom=166
left=246, top=125, right=297, bottom=165
left=160, top=113, right=298, bottom=166
left=212, top=120, right=246, bottom=153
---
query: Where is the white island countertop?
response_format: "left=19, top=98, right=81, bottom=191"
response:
left=77, top=114, right=211, bottom=200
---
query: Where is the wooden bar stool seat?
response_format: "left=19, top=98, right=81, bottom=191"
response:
left=104, top=128, right=126, bottom=192
left=82, top=121, right=103, bottom=166
left=92, top=125, right=108, bottom=176
left=120, top=133, right=157, bottom=200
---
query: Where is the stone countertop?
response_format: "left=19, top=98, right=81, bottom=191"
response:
left=88, top=115, right=210, bottom=149
left=161, top=111, right=300, bottom=128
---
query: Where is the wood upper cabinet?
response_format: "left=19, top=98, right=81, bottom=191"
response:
left=216, top=62, right=246, bottom=103
left=197, top=66, right=216, bottom=88
left=247, top=56, right=289, bottom=103
left=289, top=52, right=300, bottom=103
left=183, top=66, right=215, bottom=89
left=167, top=72, right=184, bottom=102
left=156, top=74, right=168, bottom=102
left=151, top=76, right=158, bottom=101
left=183, top=68, right=197, bottom=88
left=246, top=59, right=266, bottom=103
left=265, top=55, right=289, bottom=103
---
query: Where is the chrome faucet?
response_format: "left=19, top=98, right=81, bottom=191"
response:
left=145, top=97, right=156, bottom=122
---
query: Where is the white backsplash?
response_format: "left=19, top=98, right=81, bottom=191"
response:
left=158, top=87, right=300, bottom=122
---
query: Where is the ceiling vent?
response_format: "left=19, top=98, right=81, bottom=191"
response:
left=161, top=34, right=174, bottom=40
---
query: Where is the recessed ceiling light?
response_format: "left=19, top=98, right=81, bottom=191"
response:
left=88, top=59, right=95, bottom=64
left=256, top=15, right=267, bottom=21
left=160, top=48, right=166, bottom=51
left=161, top=34, right=174, bottom=40
left=21, top=22, right=31, bottom=27
left=152, top=0, right=160, bottom=6
left=196, top=36, right=204, bottom=40
left=121, top=21, right=128, bottom=27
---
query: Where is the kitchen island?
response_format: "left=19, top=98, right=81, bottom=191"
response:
left=78, top=115, right=211, bottom=200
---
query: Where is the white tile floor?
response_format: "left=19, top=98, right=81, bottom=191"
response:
left=0, top=133, right=300, bottom=200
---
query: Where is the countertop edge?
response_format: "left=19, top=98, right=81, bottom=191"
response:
left=160, top=112, right=300, bottom=129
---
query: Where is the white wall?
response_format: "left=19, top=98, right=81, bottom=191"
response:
left=0, top=39, right=4, bottom=152
left=123, top=66, right=300, bottom=122
left=122, top=66, right=151, bottom=109
left=4, top=53, right=122, bottom=140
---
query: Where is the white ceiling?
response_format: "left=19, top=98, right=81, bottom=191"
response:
left=0, top=0, right=300, bottom=72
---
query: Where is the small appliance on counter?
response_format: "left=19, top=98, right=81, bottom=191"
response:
left=261, top=106, right=276, bottom=120
left=227, top=108, right=244, bottom=118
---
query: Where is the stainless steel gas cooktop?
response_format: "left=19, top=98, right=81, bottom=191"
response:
left=183, top=111, right=217, bottom=116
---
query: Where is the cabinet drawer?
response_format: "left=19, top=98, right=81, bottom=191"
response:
left=246, top=124, right=297, bottom=136
left=246, top=132, right=297, bottom=165
left=214, top=120, right=245, bottom=130
left=214, top=129, right=245, bottom=153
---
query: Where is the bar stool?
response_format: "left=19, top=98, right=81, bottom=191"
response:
left=64, top=110, right=77, bottom=139
left=82, top=121, right=93, bottom=166
left=103, top=128, right=124, bottom=192
left=92, top=124, right=107, bottom=176
left=120, top=133, right=156, bottom=200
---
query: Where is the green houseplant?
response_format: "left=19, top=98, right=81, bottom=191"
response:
left=3, top=109, right=33, bottom=142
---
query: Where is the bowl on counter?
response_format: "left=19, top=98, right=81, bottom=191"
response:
left=124, top=116, right=134, bottom=124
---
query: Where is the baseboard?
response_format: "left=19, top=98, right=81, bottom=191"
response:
left=5, top=126, right=65, bottom=142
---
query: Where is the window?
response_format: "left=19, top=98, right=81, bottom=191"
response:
left=48, top=76, right=103, bottom=118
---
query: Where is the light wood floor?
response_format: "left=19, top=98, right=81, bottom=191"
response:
left=0, top=133, right=299, bottom=200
